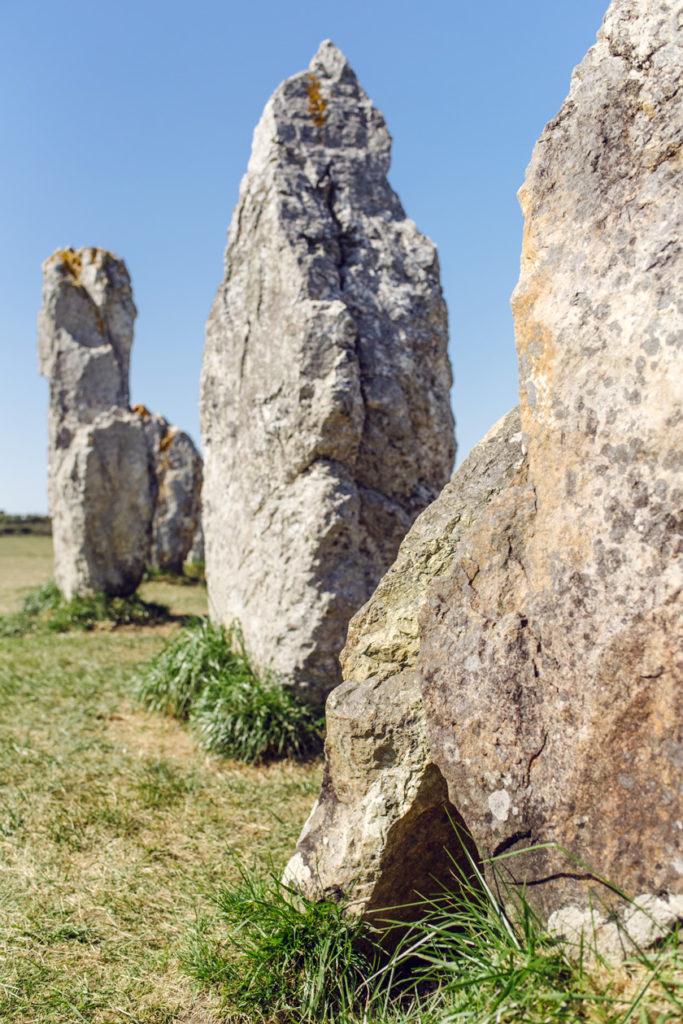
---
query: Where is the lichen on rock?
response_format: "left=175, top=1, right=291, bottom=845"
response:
left=39, top=247, right=202, bottom=595
left=38, top=247, right=152, bottom=598
left=200, top=39, right=455, bottom=704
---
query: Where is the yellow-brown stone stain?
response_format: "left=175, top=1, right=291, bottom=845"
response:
left=306, top=73, right=328, bottom=132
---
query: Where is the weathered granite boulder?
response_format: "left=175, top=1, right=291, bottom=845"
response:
left=284, top=409, right=524, bottom=919
left=133, top=406, right=203, bottom=575
left=38, top=248, right=153, bottom=598
left=287, top=0, right=682, bottom=953
left=200, top=40, right=455, bottom=703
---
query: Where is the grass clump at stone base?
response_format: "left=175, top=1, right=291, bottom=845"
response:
left=183, top=860, right=683, bottom=1024
left=386, top=872, right=683, bottom=1023
left=134, top=618, right=324, bottom=764
left=0, top=579, right=169, bottom=637
left=182, top=864, right=381, bottom=1021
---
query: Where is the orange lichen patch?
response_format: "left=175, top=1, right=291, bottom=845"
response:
left=46, top=245, right=117, bottom=280
left=306, top=73, right=328, bottom=130
left=132, top=403, right=151, bottom=419
left=50, top=247, right=84, bottom=281
left=159, top=428, right=176, bottom=454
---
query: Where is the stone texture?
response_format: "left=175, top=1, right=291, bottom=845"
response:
left=200, top=40, right=454, bottom=704
left=38, top=248, right=153, bottom=598
left=49, top=410, right=155, bottom=598
left=286, top=0, right=683, bottom=953
left=284, top=409, right=524, bottom=916
left=187, top=522, right=205, bottom=565
left=420, top=0, right=683, bottom=924
left=133, top=406, right=203, bottom=574
left=38, top=247, right=136, bottom=427
left=39, top=247, right=202, bottom=596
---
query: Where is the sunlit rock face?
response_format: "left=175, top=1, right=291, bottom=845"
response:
left=286, top=0, right=683, bottom=957
left=200, top=40, right=455, bottom=704
left=134, top=407, right=202, bottom=576
left=38, top=247, right=153, bottom=598
left=39, top=248, right=203, bottom=596
left=284, top=410, right=524, bottom=920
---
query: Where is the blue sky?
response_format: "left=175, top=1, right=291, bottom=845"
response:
left=0, top=0, right=608, bottom=513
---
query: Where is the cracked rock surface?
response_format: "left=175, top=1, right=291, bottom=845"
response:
left=134, top=407, right=203, bottom=575
left=38, top=248, right=154, bottom=598
left=39, top=248, right=202, bottom=596
left=200, top=40, right=454, bottom=703
left=284, top=409, right=524, bottom=917
left=286, top=0, right=682, bottom=951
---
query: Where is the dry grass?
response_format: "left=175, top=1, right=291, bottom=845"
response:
left=3, top=541, right=680, bottom=1024
left=0, top=534, right=54, bottom=613
left=0, top=538, right=321, bottom=1023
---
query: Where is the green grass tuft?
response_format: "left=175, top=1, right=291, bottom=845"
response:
left=134, top=619, right=324, bottom=763
left=183, top=856, right=683, bottom=1024
left=380, top=872, right=580, bottom=1023
left=0, top=579, right=169, bottom=636
left=181, top=864, right=381, bottom=1021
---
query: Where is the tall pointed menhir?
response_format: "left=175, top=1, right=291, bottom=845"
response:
left=200, top=41, right=455, bottom=703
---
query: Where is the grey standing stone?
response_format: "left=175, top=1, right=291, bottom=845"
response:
left=38, top=247, right=203, bottom=596
left=187, top=522, right=205, bottom=565
left=50, top=410, right=156, bottom=598
left=285, top=0, right=683, bottom=959
left=200, top=40, right=455, bottom=703
left=133, top=407, right=203, bottom=575
left=38, top=248, right=153, bottom=598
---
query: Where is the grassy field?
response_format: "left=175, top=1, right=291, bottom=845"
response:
left=0, top=534, right=54, bottom=614
left=0, top=536, right=321, bottom=1022
left=1, top=537, right=681, bottom=1024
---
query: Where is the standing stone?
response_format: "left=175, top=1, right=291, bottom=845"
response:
left=38, top=248, right=154, bottom=598
left=285, top=409, right=524, bottom=919
left=133, top=406, right=203, bottom=575
left=39, top=248, right=203, bottom=597
left=286, top=0, right=683, bottom=955
left=429, top=0, right=682, bottom=930
left=200, top=41, right=454, bottom=703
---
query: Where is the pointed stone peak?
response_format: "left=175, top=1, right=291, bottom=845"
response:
left=202, top=29, right=454, bottom=706
left=308, top=39, right=353, bottom=82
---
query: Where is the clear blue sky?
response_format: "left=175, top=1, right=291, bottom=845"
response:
left=0, top=0, right=608, bottom=514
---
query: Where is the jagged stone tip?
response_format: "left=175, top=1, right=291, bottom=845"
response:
left=309, top=39, right=352, bottom=80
